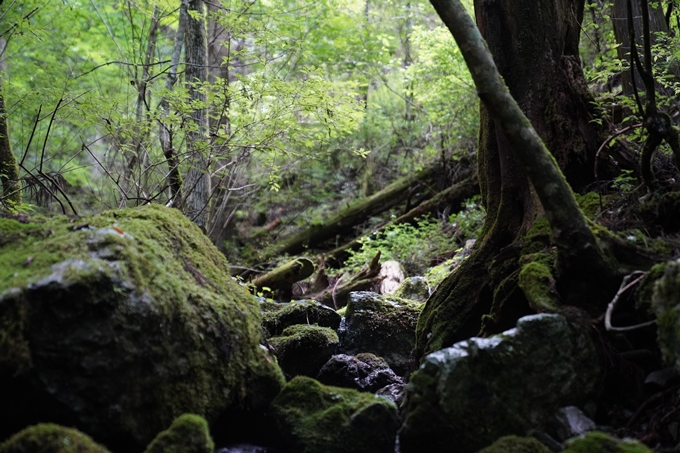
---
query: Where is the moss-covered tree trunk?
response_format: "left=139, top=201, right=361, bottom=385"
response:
left=416, top=0, right=616, bottom=358
left=0, top=37, right=20, bottom=208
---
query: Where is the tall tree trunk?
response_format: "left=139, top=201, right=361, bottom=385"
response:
left=184, top=0, right=210, bottom=229
left=612, top=0, right=668, bottom=96
left=415, top=0, right=616, bottom=359
left=0, top=37, right=20, bottom=207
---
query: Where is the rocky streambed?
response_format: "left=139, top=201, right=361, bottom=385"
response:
left=0, top=204, right=677, bottom=452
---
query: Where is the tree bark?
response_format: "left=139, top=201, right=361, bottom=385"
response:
left=0, top=36, right=19, bottom=208
left=159, top=1, right=187, bottom=204
left=184, top=0, right=210, bottom=228
left=416, top=0, right=617, bottom=358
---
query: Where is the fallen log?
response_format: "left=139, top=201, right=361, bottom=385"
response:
left=254, top=166, right=438, bottom=262
left=251, top=257, right=315, bottom=299
left=325, top=172, right=478, bottom=267
left=307, top=252, right=383, bottom=309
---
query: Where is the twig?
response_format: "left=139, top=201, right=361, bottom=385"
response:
left=605, top=270, right=655, bottom=331
left=594, top=123, right=642, bottom=178
left=331, top=274, right=344, bottom=310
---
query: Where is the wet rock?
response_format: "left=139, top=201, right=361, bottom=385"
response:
left=553, top=406, right=596, bottom=441
left=652, top=261, right=680, bottom=372
left=0, top=424, right=110, bottom=453
left=392, top=276, right=430, bottom=302
left=477, top=435, right=551, bottom=453
left=216, top=445, right=279, bottom=453
left=562, top=431, right=652, bottom=452
left=375, top=383, right=406, bottom=406
left=144, top=414, right=213, bottom=453
left=270, top=376, right=400, bottom=453
left=399, top=314, right=601, bottom=453
left=339, top=291, right=421, bottom=375
left=269, top=325, right=339, bottom=378
left=0, top=205, right=284, bottom=449
left=261, top=299, right=341, bottom=337
left=316, top=353, right=404, bottom=392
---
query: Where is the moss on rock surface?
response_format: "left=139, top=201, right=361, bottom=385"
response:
left=562, top=431, right=652, bottom=452
left=0, top=204, right=284, bottom=449
left=270, top=376, right=400, bottom=453
left=399, top=314, right=601, bottom=453
left=143, top=414, right=213, bottom=453
left=340, top=291, right=422, bottom=375
left=478, top=435, right=551, bottom=453
left=269, top=325, right=339, bottom=378
left=0, top=424, right=110, bottom=453
left=261, top=299, right=341, bottom=337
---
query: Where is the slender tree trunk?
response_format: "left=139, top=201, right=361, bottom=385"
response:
left=416, top=0, right=616, bottom=359
left=0, top=37, right=20, bottom=207
left=158, top=1, right=187, bottom=204
left=184, top=0, right=210, bottom=228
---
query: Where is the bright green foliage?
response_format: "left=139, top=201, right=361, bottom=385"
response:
left=143, top=414, right=214, bottom=453
left=345, top=215, right=452, bottom=276
left=0, top=424, right=110, bottom=453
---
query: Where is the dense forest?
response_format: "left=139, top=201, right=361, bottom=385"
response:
left=2, top=0, right=680, bottom=452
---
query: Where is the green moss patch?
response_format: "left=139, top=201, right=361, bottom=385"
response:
left=478, top=435, right=551, bottom=453
left=270, top=376, right=399, bottom=453
left=0, top=424, right=110, bottom=453
left=144, top=414, right=213, bottom=453
left=563, top=431, right=652, bottom=453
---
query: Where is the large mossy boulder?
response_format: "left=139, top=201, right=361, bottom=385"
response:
left=0, top=204, right=284, bottom=449
left=339, top=291, right=421, bottom=375
left=144, top=414, right=213, bottom=453
left=270, top=376, right=400, bottom=453
left=651, top=261, right=680, bottom=372
left=398, top=314, right=601, bottom=453
left=0, top=424, right=110, bottom=453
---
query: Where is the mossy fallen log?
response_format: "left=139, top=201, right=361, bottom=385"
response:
left=254, top=166, right=438, bottom=262
left=325, top=172, right=478, bottom=267
left=251, top=258, right=315, bottom=293
left=308, top=252, right=383, bottom=309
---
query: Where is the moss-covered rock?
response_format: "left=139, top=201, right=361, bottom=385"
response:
left=399, top=314, right=601, bottom=453
left=0, top=204, right=284, bottom=449
left=478, top=435, right=551, bottom=453
left=340, top=291, right=422, bottom=375
left=562, top=431, right=652, bottom=453
left=0, top=424, right=110, bottom=453
left=651, top=261, right=680, bottom=371
left=261, top=299, right=341, bottom=337
left=270, top=376, right=400, bottom=453
left=144, top=414, right=213, bottom=453
left=392, top=277, right=430, bottom=302
left=269, top=325, right=339, bottom=378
